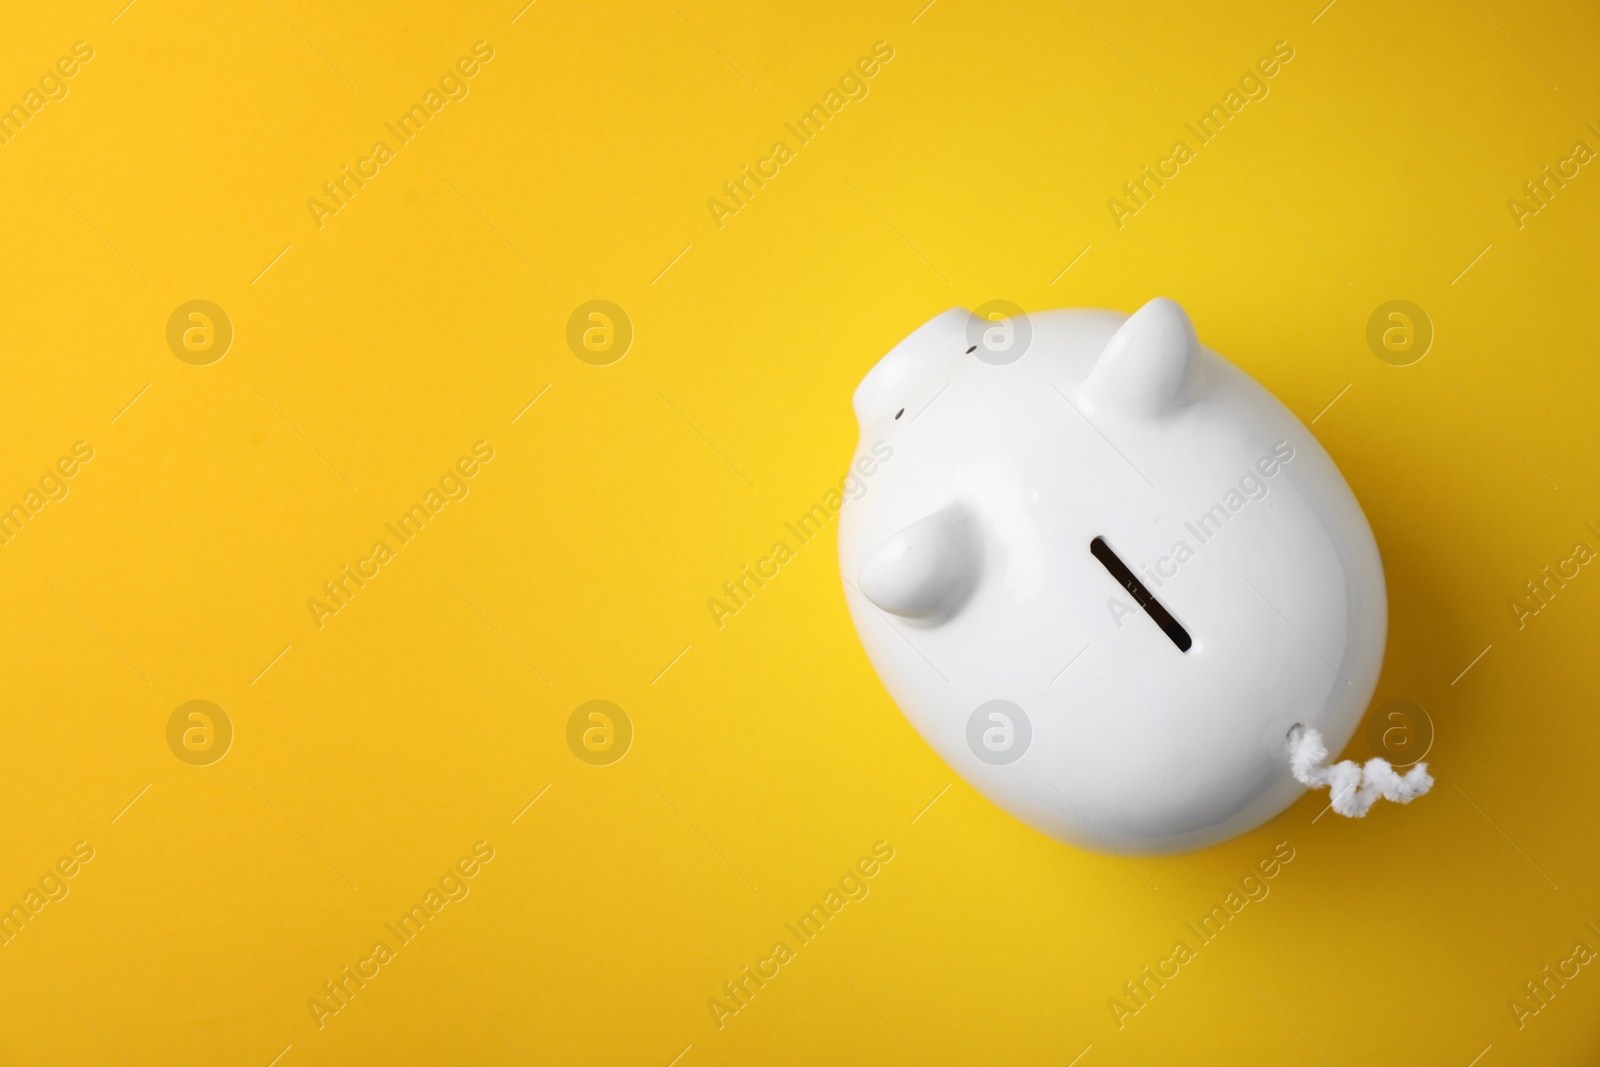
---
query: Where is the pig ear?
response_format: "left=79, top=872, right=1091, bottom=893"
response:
left=857, top=504, right=979, bottom=619
left=853, top=309, right=977, bottom=427
left=1078, top=297, right=1201, bottom=418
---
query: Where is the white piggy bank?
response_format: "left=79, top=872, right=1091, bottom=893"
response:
left=838, top=298, right=1386, bottom=854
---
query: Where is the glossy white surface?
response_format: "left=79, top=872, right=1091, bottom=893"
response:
left=839, top=299, right=1387, bottom=854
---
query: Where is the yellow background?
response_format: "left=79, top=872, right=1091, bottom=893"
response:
left=1, top=0, right=1596, bottom=1063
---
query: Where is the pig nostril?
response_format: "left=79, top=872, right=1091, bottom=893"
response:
left=1089, top=536, right=1192, bottom=652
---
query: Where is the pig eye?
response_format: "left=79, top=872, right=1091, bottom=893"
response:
left=895, top=408, right=904, bottom=420
left=1090, top=536, right=1192, bottom=652
left=965, top=345, right=977, bottom=353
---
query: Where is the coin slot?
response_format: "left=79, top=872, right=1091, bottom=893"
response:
left=1090, top=536, right=1192, bottom=652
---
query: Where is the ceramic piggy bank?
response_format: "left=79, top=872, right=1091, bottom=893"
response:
left=838, top=298, right=1386, bottom=854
